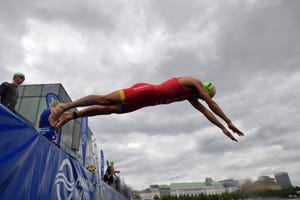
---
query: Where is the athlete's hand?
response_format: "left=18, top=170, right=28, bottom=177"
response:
left=228, top=122, right=244, bottom=137
left=222, top=128, right=238, bottom=142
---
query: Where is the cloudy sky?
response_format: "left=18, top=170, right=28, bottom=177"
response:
left=1, top=0, right=300, bottom=190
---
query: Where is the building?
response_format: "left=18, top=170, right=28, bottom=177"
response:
left=150, top=185, right=160, bottom=198
left=158, top=185, right=171, bottom=197
left=140, top=184, right=170, bottom=200
left=205, top=177, right=214, bottom=183
left=141, top=181, right=226, bottom=199
left=170, top=182, right=208, bottom=196
left=240, top=179, right=253, bottom=191
left=252, top=176, right=281, bottom=191
left=205, top=182, right=227, bottom=195
left=15, top=83, right=98, bottom=167
left=219, top=179, right=240, bottom=192
left=140, top=181, right=226, bottom=200
left=275, top=172, right=293, bottom=189
left=140, top=188, right=152, bottom=200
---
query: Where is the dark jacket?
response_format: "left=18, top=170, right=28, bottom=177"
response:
left=0, top=82, right=19, bottom=112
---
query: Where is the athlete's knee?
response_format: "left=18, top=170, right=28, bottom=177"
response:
left=97, top=105, right=122, bottom=114
left=110, top=105, right=122, bottom=114
left=87, top=91, right=120, bottom=105
left=103, top=91, right=121, bottom=105
left=104, top=97, right=116, bottom=105
left=87, top=94, right=112, bottom=105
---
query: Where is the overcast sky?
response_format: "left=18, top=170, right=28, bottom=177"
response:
left=1, top=0, right=300, bottom=190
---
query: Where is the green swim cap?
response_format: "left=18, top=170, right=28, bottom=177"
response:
left=13, top=72, right=25, bottom=79
left=203, top=82, right=216, bottom=98
left=50, top=100, right=60, bottom=107
left=110, top=161, right=114, bottom=165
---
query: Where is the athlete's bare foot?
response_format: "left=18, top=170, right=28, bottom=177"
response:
left=222, top=128, right=238, bottom=142
left=228, top=122, right=245, bottom=137
left=49, top=103, right=67, bottom=126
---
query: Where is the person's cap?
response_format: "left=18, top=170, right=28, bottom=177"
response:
left=50, top=100, right=60, bottom=107
left=203, top=82, right=216, bottom=98
left=110, top=160, right=114, bottom=165
left=87, top=165, right=96, bottom=172
left=14, top=72, right=25, bottom=79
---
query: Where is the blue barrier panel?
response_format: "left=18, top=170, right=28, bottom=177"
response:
left=100, top=180, right=129, bottom=200
left=0, top=105, right=98, bottom=199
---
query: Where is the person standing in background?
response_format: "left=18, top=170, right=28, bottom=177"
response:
left=0, top=72, right=25, bottom=113
left=102, top=160, right=117, bottom=187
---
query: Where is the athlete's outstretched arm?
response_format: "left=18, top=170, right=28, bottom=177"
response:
left=204, top=98, right=244, bottom=137
left=188, top=98, right=238, bottom=142
left=190, top=78, right=244, bottom=137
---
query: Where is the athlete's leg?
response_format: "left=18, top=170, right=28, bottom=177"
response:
left=64, top=91, right=121, bottom=109
left=49, top=90, right=121, bottom=125
left=55, top=105, right=122, bottom=129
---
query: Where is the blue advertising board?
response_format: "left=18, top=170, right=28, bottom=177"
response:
left=0, top=104, right=98, bottom=199
left=0, top=104, right=129, bottom=200
left=81, top=117, right=88, bottom=166
left=100, top=150, right=105, bottom=177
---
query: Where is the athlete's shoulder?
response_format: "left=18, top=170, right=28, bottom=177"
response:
left=178, top=76, right=200, bottom=80
left=178, top=76, right=202, bottom=84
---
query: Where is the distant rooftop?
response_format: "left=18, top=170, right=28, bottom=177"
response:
left=158, top=184, right=170, bottom=189
left=169, top=182, right=206, bottom=188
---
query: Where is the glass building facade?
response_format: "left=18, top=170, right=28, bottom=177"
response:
left=15, top=83, right=98, bottom=167
left=274, top=172, right=293, bottom=189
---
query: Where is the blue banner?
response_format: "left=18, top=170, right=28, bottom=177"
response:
left=81, top=117, right=88, bottom=166
left=100, top=150, right=105, bottom=177
left=0, top=104, right=99, bottom=199
left=107, top=160, right=110, bottom=168
left=46, top=93, right=61, bottom=145
left=46, top=93, right=59, bottom=107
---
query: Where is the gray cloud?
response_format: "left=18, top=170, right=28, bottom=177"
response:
left=1, top=0, right=300, bottom=189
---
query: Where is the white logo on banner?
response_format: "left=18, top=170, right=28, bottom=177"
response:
left=55, top=159, right=75, bottom=200
left=55, top=159, right=96, bottom=199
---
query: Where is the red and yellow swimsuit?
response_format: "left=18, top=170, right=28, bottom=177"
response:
left=119, top=77, right=193, bottom=113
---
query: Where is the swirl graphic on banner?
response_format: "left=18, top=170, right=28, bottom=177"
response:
left=55, top=159, right=75, bottom=200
